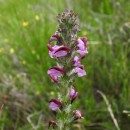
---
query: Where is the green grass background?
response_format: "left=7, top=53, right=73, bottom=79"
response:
left=0, top=0, right=130, bottom=130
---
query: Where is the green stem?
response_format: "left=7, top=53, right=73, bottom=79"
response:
left=56, top=79, right=72, bottom=130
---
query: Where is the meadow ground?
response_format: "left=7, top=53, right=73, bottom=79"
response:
left=0, top=0, right=130, bottom=130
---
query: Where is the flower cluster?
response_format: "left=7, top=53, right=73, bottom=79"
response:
left=47, top=10, right=88, bottom=129
left=47, top=36, right=87, bottom=82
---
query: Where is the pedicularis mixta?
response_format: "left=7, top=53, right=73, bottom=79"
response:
left=47, top=9, right=88, bottom=130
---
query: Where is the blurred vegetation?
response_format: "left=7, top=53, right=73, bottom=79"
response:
left=0, top=0, right=130, bottom=130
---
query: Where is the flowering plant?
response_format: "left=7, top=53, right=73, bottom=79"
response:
left=47, top=9, right=88, bottom=130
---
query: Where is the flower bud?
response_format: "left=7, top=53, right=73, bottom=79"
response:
left=48, top=120, right=57, bottom=128
left=49, top=33, right=59, bottom=44
left=69, top=86, right=78, bottom=103
left=73, top=110, right=83, bottom=120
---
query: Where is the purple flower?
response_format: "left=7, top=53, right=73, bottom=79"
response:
left=47, top=66, right=65, bottom=82
left=76, top=37, right=88, bottom=56
left=73, top=110, right=83, bottom=120
left=74, top=65, right=86, bottom=77
left=48, top=44, right=70, bottom=58
left=69, top=86, right=78, bottom=103
left=49, top=98, right=62, bottom=111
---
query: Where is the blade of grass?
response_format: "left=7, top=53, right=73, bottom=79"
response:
left=0, top=104, right=4, bottom=118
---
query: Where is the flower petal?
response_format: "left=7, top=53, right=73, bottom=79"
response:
left=76, top=37, right=88, bottom=56
left=69, top=86, right=75, bottom=98
left=48, top=45, right=70, bottom=58
left=49, top=102, right=59, bottom=111
left=49, top=98, right=62, bottom=111
left=50, top=75, right=58, bottom=82
left=74, top=65, right=86, bottom=77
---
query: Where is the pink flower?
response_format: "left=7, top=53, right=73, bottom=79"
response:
left=47, top=66, right=65, bottom=82
left=49, top=98, right=62, bottom=111
left=74, top=65, right=86, bottom=77
left=76, top=37, right=88, bottom=56
left=48, top=44, right=70, bottom=58
left=73, top=110, right=83, bottom=120
left=69, top=86, right=78, bottom=103
left=73, top=55, right=85, bottom=66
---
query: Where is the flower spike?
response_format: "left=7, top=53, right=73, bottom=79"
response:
left=47, top=10, right=88, bottom=129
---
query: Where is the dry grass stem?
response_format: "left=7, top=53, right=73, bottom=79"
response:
left=27, top=111, right=43, bottom=130
left=97, top=90, right=121, bottom=130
